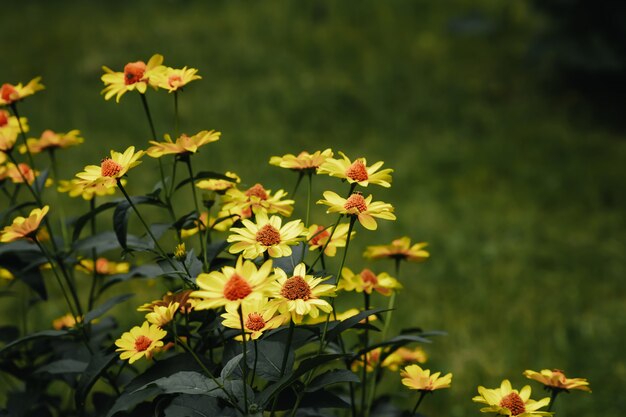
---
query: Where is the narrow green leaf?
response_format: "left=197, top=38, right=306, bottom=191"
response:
left=35, top=359, right=87, bottom=374
left=0, top=330, right=68, bottom=355
left=305, top=369, right=360, bottom=392
left=75, top=351, right=117, bottom=408
left=84, top=294, right=133, bottom=324
left=71, top=200, right=121, bottom=242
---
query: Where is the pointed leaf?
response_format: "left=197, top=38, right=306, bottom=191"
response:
left=35, top=358, right=87, bottom=374
left=306, top=369, right=360, bottom=392
left=84, top=294, right=133, bottom=324
left=0, top=330, right=68, bottom=355
left=75, top=352, right=117, bottom=408
left=71, top=200, right=121, bottom=242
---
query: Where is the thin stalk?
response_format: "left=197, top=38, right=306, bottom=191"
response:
left=238, top=305, right=249, bottom=414
left=48, top=149, right=70, bottom=250
left=185, top=158, right=207, bottom=271
left=174, top=91, right=179, bottom=136
left=306, top=215, right=342, bottom=274
left=9, top=103, right=34, bottom=167
left=87, top=198, right=99, bottom=310
left=290, top=172, right=304, bottom=198
left=305, top=172, right=312, bottom=227
left=251, top=340, right=258, bottom=389
left=547, top=389, right=559, bottom=412
left=270, top=319, right=295, bottom=417
left=411, top=391, right=427, bottom=415
left=360, top=292, right=370, bottom=414
left=6, top=151, right=42, bottom=205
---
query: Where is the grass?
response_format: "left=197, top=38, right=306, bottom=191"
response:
left=1, top=0, right=625, bottom=415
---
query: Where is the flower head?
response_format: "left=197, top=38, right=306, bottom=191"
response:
left=267, top=263, right=335, bottom=323
left=221, top=183, right=294, bottom=218
left=0, top=110, right=28, bottom=133
left=145, top=302, right=180, bottom=327
left=101, top=54, right=166, bottom=102
left=75, top=146, right=144, bottom=188
left=401, top=365, right=452, bottom=392
left=227, top=212, right=305, bottom=259
left=383, top=347, right=428, bottom=371
left=196, top=171, right=241, bottom=193
left=339, top=267, right=401, bottom=296
left=221, top=297, right=287, bottom=340
left=137, top=290, right=196, bottom=315
left=317, top=191, right=396, bottom=230
left=3, top=163, right=39, bottom=185
left=115, top=321, right=167, bottom=364
left=154, top=66, right=202, bottom=92
left=146, top=130, right=220, bottom=158
left=318, top=151, right=393, bottom=187
left=52, top=313, right=82, bottom=330
left=473, top=380, right=552, bottom=416
left=0, top=267, right=14, bottom=281
left=307, top=223, right=354, bottom=257
left=0, top=128, right=18, bottom=153
left=20, top=129, right=84, bottom=154
left=364, top=237, right=430, bottom=263
left=1, top=206, right=49, bottom=242
left=523, top=369, right=591, bottom=393
left=57, top=178, right=123, bottom=200
left=269, top=149, right=333, bottom=173
left=190, top=257, right=273, bottom=310
left=0, top=77, right=45, bottom=106
left=77, top=258, right=130, bottom=275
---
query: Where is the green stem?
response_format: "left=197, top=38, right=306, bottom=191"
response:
left=48, top=149, right=70, bottom=250
left=238, top=305, right=249, bottom=414
left=411, top=391, right=426, bottom=415
left=174, top=91, right=179, bottom=136
left=251, top=340, right=258, bottom=389
left=305, top=172, right=312, bottom=227
left=360, top=292, right=370, bottom=414
left=306, top=215, right=342, bottom=274
left=87, top=198, right=99, bottom=310
left=270, top=319, right=295, bottom=417
left=9, top=103, right=34, bottom=168
left=185, top=158, right=207, bottom=271
left=139, top=93, right=157, bottom=140
left=547, top=389, right=559, bottom=412
left=290, top=172, right=304, bottom=197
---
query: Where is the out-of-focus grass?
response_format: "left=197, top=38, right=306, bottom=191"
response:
left=1, top=1, right=625, bottom=415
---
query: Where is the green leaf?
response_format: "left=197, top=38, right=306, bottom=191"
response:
left=163, top=395, right=222, bottom=417
left=104, top=386, right=161, bottom=417
left=0, top=201, right=38, bottom=226
left=33, top=169, right=49, bottom=195
left=142, top=371, right=220, bottom=395
left=35, top=359, right=87, bottom=374
left=300, top=389, right=350, bottom=409
left=71, top=200, right=121, bottom=242
left=0, top=325, right=18, bottom=343
left=246, top=340, right=294, bottom=381
left=326, top=308, right=387, bottom=342
left=113, top=196, right=166, bottom=249
left=305, top=369, right=360, bottom=392
left=205, top=240, right=228, bottom=265
left=0, top=330, right=68, bottom=355
left=124, top=353, right=211, bottom=393
left=221, top=353, right=243, bottom=380
left=84, top=294, right=133, bottom=324
left=174, top=171, right=234, bottom=192
left=75, top=352, right=117, bottom=409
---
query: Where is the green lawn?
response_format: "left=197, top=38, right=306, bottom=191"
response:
left=2, top=1, right=625, bottom=415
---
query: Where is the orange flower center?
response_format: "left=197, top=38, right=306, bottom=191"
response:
left=344, top=193, right=367, bottom=213
left=168, top=75, right=183, bottom=88
left=245, top=313, right=266, bottom=331
left=124, top=61, right=147, bottom=85
left=281, top=275, right=312, bottom=300
left=499, top=392, right=526, bottom=416
left=256, top=224, right=281, bottom=247
left=134, top=335, right=152, bottom=352
left=1, top=84, right=18, bottom=102
left=223, top=273, right=253, bottom=301
left=360, top=269, right=378, bottom=286
left=310, top=225, right=330, bottom=246
left=345, top=160, right=369, bottom=182
left=101, top=158, right=122, bottom=177
left=245, top=183, right=268, bottom=200
left=0, top=110, right=8, bottom=126
left=95, top=258, right=110, bottom=274
left=14, top=163, right=34, bottom=183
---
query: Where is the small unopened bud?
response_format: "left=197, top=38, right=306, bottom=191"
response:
left=174, top=243, right=186, bottom=260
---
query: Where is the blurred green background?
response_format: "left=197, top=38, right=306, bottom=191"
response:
left=2, top=0, right=625, bottom=416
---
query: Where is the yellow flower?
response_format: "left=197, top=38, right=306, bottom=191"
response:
left=382, top=347, right=427, bottom=371
left=523, top=369, right=591, bottom=393
left=174, top=243, right=186, bottom=260
left=307, top=308, right=377, bottom=325
left=154, top=66, right=202, bottom=92
left=473, top=380, right=552, bottom=416
left=196, top=171, right=241, bottom=192
left=20, top=129, right=84, bottom=154
left=0, top=110, right=29, bottom=134
left=351, top=348, right=383, bottom=373
left=101, top=54, right=166, bottom=102
left=306, top=223, right=353, bottom=257
left=115, top=322, right=167, bottom=364
left=401, top=365, right=452, bottom=392
left=221, top=183, right=294, bottom=218
left=339, top=267, right=401, bottom=296
left=191, top=257, right=273, bottom=310
left=145, top=302, right=180, bottom=327
left=227, top=212, right=305, bottom=259
left=57, top=178, right=122, bottom=200
left=137, top=290, right=196, bottom=314
left=1, top=206, right=49, bottom=243
left=0, top=128, right=18, bottom=153
left=52, top=313, right=82, bottom=330
left=317, top=191, right=396, bottom=231
left=3, top=162, right=42, bottom=185
left=318, top=151, right=393, bottom=187
left=269, top=149, right=333, bottom=173
left=77, top=258, right=130, bottom=275
left=364, top=237, right=430, bottom=262
left=146, top=130, right=220, bottom=158
left=267, top=263, right=335, bottom=323
left=221, top=297, right=286, bottom=340
left=75, top=146, right=144, bottom=188
left=0, top=77, right=45, bottom=106
left=0, top=267, right=14, bottom=280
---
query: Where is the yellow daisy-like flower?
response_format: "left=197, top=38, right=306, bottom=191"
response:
left=221, top=297, right=286, bottom=340
left=382, top=347, right=428, bottom=371
left=364, top=237, right=430, bottom=262
left=267, top=263, right=335, bottom=323
left=52, top=313, right=82, bottom=330
left=0, top=128, right=18, bottom=153
left=473, top=380, right=552, bottom=416
left=75, top=146, right=144, bottom=188
left=196, top=171, right=241, bottom=192
left=137, top=290, right=196, bottom=315
left=77, top=258, right=130, bottom=275
left=307, top=308, right=377, bottom=325
left=0, top=110, right=29, bottom=134
left=306, top=223, right=353, bottom=257
left=101, top=54, right=166, bottom=102
left=4, top=163, right=42, bottom=185
left=339, top=267, right=402, bottom=296
left=317, top=191, right=396, bottom=231
left=0, top=77, right=45, bottom=106
left=221, top=183, right=294, bottom=218
left=191, top=256, right=273, bottom=310
left=20, top=129, right=84, bottom=154
left=351, top=348, right=384, bottom=373
left=57, top=178, right=123, bottom=200
left=154, top=66, right=202, bottom=92
left=317, top=151, right=393, bottom=188
left=115, top=321, right=167, bottom=364
left=269, top=149, right=333, bottom=173
left=227, top=212, right=305, bottom=259
left=145, top=302, right=180, bottom=327
left=146, top=130, right=220, bottom=158
left=0, top=267, right=14, bottom=280
left=0, top=206, right=49, bottom=243
left=401, top=365, right=452, bottom=392
left=523, top=369, right=591, bottom=393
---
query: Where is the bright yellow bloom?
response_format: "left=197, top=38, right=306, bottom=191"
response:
left=20, top=129, right=83, bottom=154
left=145, top=302, right=180, bottom=327
left=0, top=267, right=14, bottom=280
left=318, top=151, right=393, bottom=187
left=221, top=183, right=294, bottom=219
left=101, top=54, right=166, bottom=102
left=0, top=110, right=28, bottom=133
left=382, top=347, right=427, bottom=371
left=75, top=146, right=144, bottom=188
left=0, top=128, right=18, bottom=153
left=317, top=191, right=396, bottom=231
left=269, top=149, right=333, bottom=173
left=401, top=365, right=452, bottom=392
left=473, top=380, right=552, bottom=416
left=146, top=130, right=220, bottom=158
left=77, top=258, right=130, bottom=275
left=306, top=223, right=353, bottom=257
left=339, top=267, right=401, bottom=296
left=523, top=369, right=591, bottom=392
left=227, top=212, right=305, bottom=259
left=3, top=162, right=43, bottom=185
left=364, top=237, right=429, bottom=262
left=1, top=206, right=49, bottom=243
left=307, top=308, right=377, bottom=325
left=267, top=263, right=335, bottom=323
left=221, top=297, right=286, bottom=340
left=191, top=257, right=273, bottom=310
left=196, top=171, right=241, bottom=192
left=52, top=313, right=82, bottom=330
left=115, top=322, right=167, bottom=364
left=137, top=290, right=196, bottom=314
left=57, top=178, right=123, bottom=200
left=154, top=66, right=202, bottom=92
left=0, top=77, right=45, bottom=106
